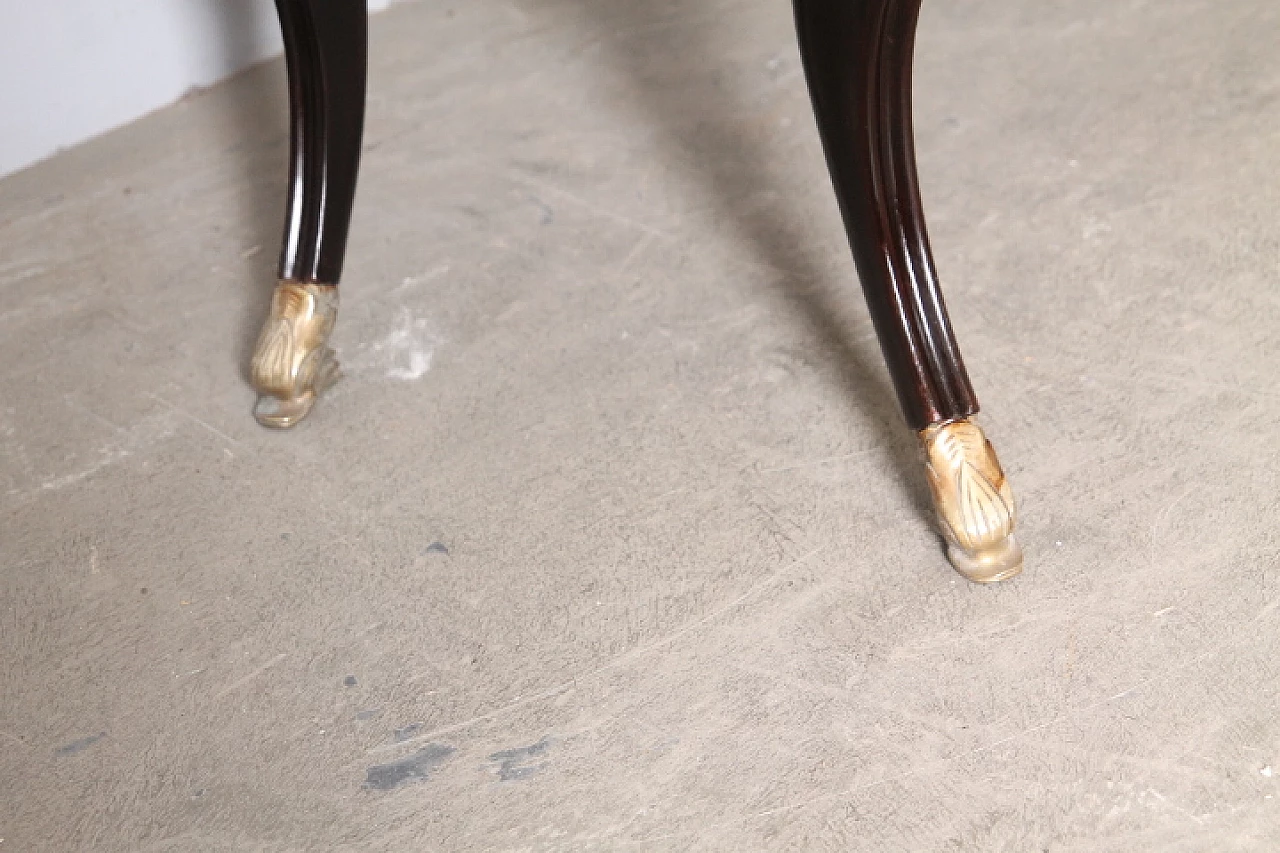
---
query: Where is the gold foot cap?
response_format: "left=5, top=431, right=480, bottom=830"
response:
left=946, top=534, right=1023, bottom=584
left=250, top=281, right=340, bottom=429
left=920, top=419, right=1023, bottom=583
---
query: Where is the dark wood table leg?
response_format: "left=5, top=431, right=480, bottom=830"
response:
left=794, top=0, right=1021, bottom=581
left=250, top=0, right=367, bottom=428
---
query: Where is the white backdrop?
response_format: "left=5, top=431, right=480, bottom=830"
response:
left=0, top=0, right=395, bottom=178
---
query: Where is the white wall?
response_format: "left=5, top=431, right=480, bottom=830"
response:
left=0, top=0, right=393, bottom=178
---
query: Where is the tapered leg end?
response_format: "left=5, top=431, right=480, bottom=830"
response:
left=946, top=534, right=1023, bottom=584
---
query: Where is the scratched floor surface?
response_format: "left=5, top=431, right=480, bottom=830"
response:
left=4, top=0, right=1280, bottom=849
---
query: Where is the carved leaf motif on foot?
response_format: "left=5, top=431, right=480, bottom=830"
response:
left=249, top=281, right=340, bottom=428
left=920, top=420, right=1021, bottom=582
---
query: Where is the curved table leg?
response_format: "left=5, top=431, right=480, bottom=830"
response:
left=251, top=0, right=367, bottom=428
left=794, top=0, right=1021, bottom=581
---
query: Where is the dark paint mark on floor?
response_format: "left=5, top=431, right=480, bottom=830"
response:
left=393, top=723, right=422, bottom=742
left=488, top=736, right=553, bottom=781
left=364, top=744, right=456, bottom=791
left=343, top=675, right=358, bottom=687
left=425, top=541, right=449, bottom=555
left=527, top=195, right=555, bottom=225
left=55, top=732, right=106, bottom=756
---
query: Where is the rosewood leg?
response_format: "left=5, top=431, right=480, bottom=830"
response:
left=793, top=0, right=1021, bottom=581
left=251, top=0, right=367, bottom=428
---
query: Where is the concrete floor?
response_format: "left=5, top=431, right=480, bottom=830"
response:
left=4, top=0, right=1280, bottom=849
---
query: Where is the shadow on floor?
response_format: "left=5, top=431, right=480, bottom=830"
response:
left=535, top=0, right=932, bottom=515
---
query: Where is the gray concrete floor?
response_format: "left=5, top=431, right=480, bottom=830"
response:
left=4, top=0, right=1280, bottom=849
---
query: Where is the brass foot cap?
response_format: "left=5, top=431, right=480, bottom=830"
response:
left=254, top=393, right=316, bottom=429
left=250, top=281, right=340, bottom=429
left=947, top=534, right=1023, bottom=584
left=253, top=347, right=340, bottom=428
left=920, top=419, right=1022, bottom=584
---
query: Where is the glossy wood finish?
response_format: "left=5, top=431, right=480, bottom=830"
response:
left=274, top=0, right=367, bottom=285
left=794, top=0, right=977, bottom=430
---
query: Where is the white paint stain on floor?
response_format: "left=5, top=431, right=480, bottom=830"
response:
left=346, top=308, right=438, bottom=381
